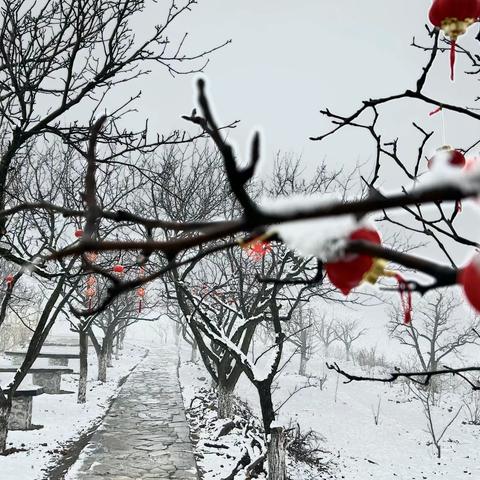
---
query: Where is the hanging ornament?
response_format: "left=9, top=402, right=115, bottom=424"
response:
left=246, top=240, right=272, bottom=261
left=240, top=232, right=273, bottom=262
left=136, top=287, right=145, bottom=313
left=458, top=254, right=480, bottom=312
left=427, top=145, right=466, bottom=170
left=325, top=228, right=413, bottom=324
left=325, top=228, right=382, bottom=295
left=85, top=274, right=96, bottom=312
left=5, top=274, right=14, bottom=289
left=74, top=229, right=84, bottom=238
left=113, top=264, right=125, bottom=274
left=427, top=146, right=466, bottom=213
left=428, top=0, right=480, bottom=81
left=85, top=251, right=98, bottom=263
left=137, top=266, right=145, bottom=312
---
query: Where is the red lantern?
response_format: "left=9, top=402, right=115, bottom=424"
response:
left=246, top=240, right=272, bottom=261
left=136, top=287, right=145, bottom=313
left=427, top=146, right=466, bottom=170
left=459, top=254, right=480, bottom=312
left=85, top=274, right=96, bottom=311
left=325, top=228, right=382, bottom=295
left=85, top=251, right=98, bottom=263
left=428, top=146, right=466, bottom=213
left=5, top=274, right=14, bottom=288
left=325, top=228, right=413, bottom=324
left=113, top=264, right=125, bottom=274
left=74, top=229, right=84, bottom=238
left=429, top=0, right=480, bottom=81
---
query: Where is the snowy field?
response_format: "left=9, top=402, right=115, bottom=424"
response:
left=178, top=347, right=480, bottom=480
left=0, top=343, right=147, bottom=480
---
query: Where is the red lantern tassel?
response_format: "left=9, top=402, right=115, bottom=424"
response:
left=394, top=273, right=412, bottom=325
left=429, top=106, right=442, bottom=116
left=138, top=300, right=142, bottom=313
left=450, top=39, right=456, bottom=82
left=88, top=298, right=92, bottom=312
left=455, top=200, right=463, bottom=214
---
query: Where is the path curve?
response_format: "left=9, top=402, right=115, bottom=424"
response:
left=67, top=346, right=198, bottom=479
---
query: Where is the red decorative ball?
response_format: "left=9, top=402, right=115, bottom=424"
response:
left=325, top=228, right=382, bottom=295
left=5, top=274, right=14, bottom=284
left=74, top=229, right=84, bottom=238
left=136, top=287, right=145, bottom=298
left=113, top=265, right=125, bottom=273
left=459, top=254, right=480, bottom=312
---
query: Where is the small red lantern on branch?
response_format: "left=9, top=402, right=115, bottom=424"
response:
left=136, top=287, right=145, bottom=313
left=325, top=227, right=413, bottom=324
left=246, top=240, right=272, bottom=261
left=137, top=266, right=145, bottom=312
left=85, top=274, right=96, bottom=312
left=85, top=251, right=98, bottom=263
left=427, top=146, right=466, bottom=212
left=458, top=254, right=480, bottom=313
left=74, top=229, right=84, bottom=238
left=428, top=0, right=480, bottom=81
left=325, top=228, right=381, bottom=295
left=240, top=232, right=273, bottom=262
left=113, top=264, right=125, bottom=274
left=427, top=145, right=466, bottom=170
left=5, top=274, right=14, bottom=289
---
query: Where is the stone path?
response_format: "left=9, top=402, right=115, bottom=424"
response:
left=70, top=347, right=198, bottom=479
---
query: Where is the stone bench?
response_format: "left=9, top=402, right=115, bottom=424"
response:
left=4, top=351, right=80, bottom=367
left=2, top=387, right=44, bottom=430
left=0, top=368, right=74, bottom=394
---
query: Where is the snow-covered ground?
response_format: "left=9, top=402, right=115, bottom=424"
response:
left=178, top=346, right=480, bottom=480
left=0, top=342, right=147, bottom=480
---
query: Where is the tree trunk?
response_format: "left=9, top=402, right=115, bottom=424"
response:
left=77, top=330, right=88, bottom=404
left=217, top=383, right=235, bottom=419
left=190, top=342, right=197, bottom=363
left=98, top=351, right=107, bottom=383
left=115, top=335, right=120, bottom=360
left=106, top=341, right=113, bottom=367
left=299, top=351, right=308, bottom=376
left=299, top=330, right=308, bottom=376
left=257, top=381, right=286, bottom=480
left=0, top=396, right=11, bottom=453
left=268, top=427, right=286, bottom=480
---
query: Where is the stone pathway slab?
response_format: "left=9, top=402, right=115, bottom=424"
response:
left=70, top=347, right=198, bottom=479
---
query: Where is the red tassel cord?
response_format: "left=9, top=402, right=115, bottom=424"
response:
left=394, top=273, right=412, bottom=325
left=450, top=39, right=456, bottom=82
left=429, top=106, right=442, bottom=116
left=455, top=200, right=463, bottom=214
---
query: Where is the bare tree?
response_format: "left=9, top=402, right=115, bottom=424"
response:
left=313, top=312, right=338, bottom=357
left=389, top=291, right=480, bottom=393
left=284, top=306, right=321, bottom=376
left=409, top=383, right=463, bottom=458
left=333, top=319, right=367, bottom=362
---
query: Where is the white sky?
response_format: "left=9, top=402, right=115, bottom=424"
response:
left=123, top=0, right=479, bottom=170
